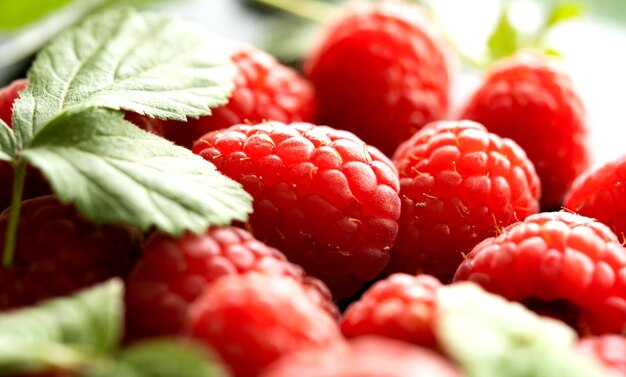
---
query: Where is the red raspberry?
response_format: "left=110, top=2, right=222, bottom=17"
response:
left=563, top=156, right=626, bottom=241
left=186, top=273, right=341, bottom=377
left=0, top=79, right=27, bottom=127
left=260, top=336, right=461, bottom=377
left=454, top=212, right=626, bottom=335
left=304, top=0, right=453, bottom=156
left=461, top=51, right=589, bottom=209
left=125, top=227, right=337, bottom=339
left=0, top=196, right=143, bottom=310
left=193, top=122, right=401, bottom=299
left=194, top=44, right=316, bottom=138
left=578, top=335, right=626, bottom=377
left=126, top=43, right=316, bottom=148
left=387, top=120, right=540, bottom=282
left=341, top=273, right=441, bottom=350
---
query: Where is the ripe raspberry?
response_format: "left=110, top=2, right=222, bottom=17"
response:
left=125, top=227, right=337, bottom=339
left=304, top=0, right=453, bottom=156
left=563, top=156, right=626, bottom=241
left=387, top=120, right=540, bottom=282
left=194, top=44, right=316, bottom=138
left=186, top=273, right=341, bottom=377
left=577, top=335, right=626, bottom=377
left=193, top=122, right=401, bottom=299
left=0, top=196, right=143, bottom=310
left=126, top=44, right=316, bottom=148
left=454, top=211, right=626, bottom=335
left=461, top=51, right=589, bottom=209
left=0, top=79, right=27, bottom=127
left=341, top=273, right=441, bottom=350
left=259, top=336, right=461, bottom=377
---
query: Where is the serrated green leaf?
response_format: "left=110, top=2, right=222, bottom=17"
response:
left=437, top=283, right=609, bottom=377
left=12, top=7, right=235, bottom=145
left=487, top=7, right=519, bottom=61
left=546, top=2, right=584, bottom=28
left=22, top=108, right=251, bottom=235
left=0, top=119, right=17, bottom=161
left=85, top=340, right=228, bottom=377
left=0, top=279, right=123, bottom=374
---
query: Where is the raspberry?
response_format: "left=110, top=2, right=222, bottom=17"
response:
left=577, top=335, right=626, bottom=377
left=454, top=211, right=626, bottom=335
left=186, top=273, right=341, bottom=377
left=125, top=227, right=337, bottom=339
left=194, top=44, right=316, bottom=138
left=126, top=43, right=316, bottom=148
left=341, top=273, right=441, bottom=350
left=0, top=196, right=143, bottom=310
left=0, top=79, right=27, bottom=127
left=387, top=120, right=540, bottom=282
left=304, top=0, right=453, bottom=156
left=259, top=336, right=461, bottom=377
left=193, top=122, right=401, bottom=299
left=461, top=51, right=589, bottom=209
left=563, top=156, right=626, bottom=241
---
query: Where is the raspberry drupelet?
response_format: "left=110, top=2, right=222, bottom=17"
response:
left=455, top=211, right=626, bottom=335
left=193, top=121, right=401, bottom=299
left=387, top=120, right=540, bottom=282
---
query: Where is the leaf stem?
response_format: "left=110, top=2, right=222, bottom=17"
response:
left=251, top=0, right=335, bottom=24
left=3, top=159, right=26, bottom=267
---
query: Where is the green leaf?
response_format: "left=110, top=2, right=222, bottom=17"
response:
left=437, top=283, right=610, bottom=377
left=487, top=7, right=519, bottom=61
left=12, top=7, right=235, bottom=145
left=0, top=119, right=17, bottom=161
left=22, top=108, right=251, bottom=235
left=0, top=0, right=74, bottom=30
left=546, top=2, right=584, bottom=29
left=86, top=340, right=228, bottom=377
left=0, top=279, right=123, bottom=374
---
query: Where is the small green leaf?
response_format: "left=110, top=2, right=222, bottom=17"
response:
left=0, top=0, right=74, bottom=30
left=86, top=340, right=228, bottom=377
left=0, top=119, right=17, bottom=161
left=546, top=2, right=584, bottom=29
left=22, top=108, right=251, bottom=235
left=487, top=7, right=519, bottom=61
left=437, top=283, right=609, bottom=377
left=0, top=279, right=123, bottom=374
left=12, top=7, right=235, bottom=145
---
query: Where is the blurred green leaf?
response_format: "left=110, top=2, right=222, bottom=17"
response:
left=546, top=2, right=585, bottom=28
left=438, top=283, right=610, bottom=377
left=86, top=340, right=229, bottom=377
left=487, top=7, right=519, bottom=61
left=0, top=0, right=75, bottom=30
left=0, top=279, right=123, bottom=374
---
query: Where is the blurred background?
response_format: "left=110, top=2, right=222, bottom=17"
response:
left=0, top=0, right=625, bottom=164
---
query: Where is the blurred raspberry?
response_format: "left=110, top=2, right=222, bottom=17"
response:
left=186, top=273, right=341, bottom=377
left=305, top=0, right=453, bottom=156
